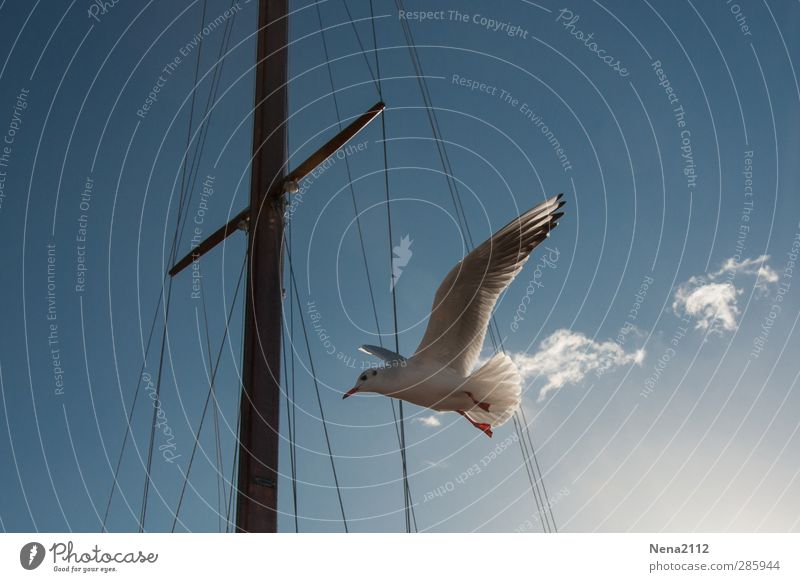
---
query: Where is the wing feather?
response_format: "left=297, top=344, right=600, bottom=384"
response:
left=359, top=345, right=407, bottom=365
left=412, top=194, right=565, bottom=375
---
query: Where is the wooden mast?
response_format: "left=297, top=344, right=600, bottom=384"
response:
left=236, top=0, right=287, bottom=533
left=167, top=0, right=384, bottom=532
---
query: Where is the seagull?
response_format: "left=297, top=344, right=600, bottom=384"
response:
left=343, top=194, right=565, bottom=437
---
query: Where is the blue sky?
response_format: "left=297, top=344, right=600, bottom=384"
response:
left=1, top=0, right=799, bottom=533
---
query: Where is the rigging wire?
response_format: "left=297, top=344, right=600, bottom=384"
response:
left=172, top=1, right=238, bottom=252
left=280, top=7, right=300, bottom=534
left=138, top=0, right=212, bottom=532
left=283, top=195, right=298, bottom=531
left=339, top=0, right=422, bottom=531
left=392, top=0, right=473, bottom=247
left=339, top=0, right=413, bottom=486
left=289, top=233, right=299, bottom=531
left=224, top=417, right=241, bottom=531
left=281, top=317, right=299, bottom=532
left=313, top=2, right=384, bottom=349
left=313, top=0, right=417, bottom=532
left=160, top=2, right=240, bottom=532
left=139, top=0, right=222, bottom=532
left=164, top=0, right=243, bottom=531
left=100, top=292, right=162, bottom=531
left=392, top=0, right=557, bottom=532
left=519, top=403, right=557, bottom=529
left=119, top=0, right=241, bottom=532
left=511, top=413, right=551, bottom=532
left=170, top=256, right=247, bottom=531
left=285, top=237, right=350, bottom=532
left=200, top=290, right=225, bottom=532
left=368, top=0, right=414, bottom=533
left=225, top=290, right=247, bottom=533
left=340, top=0, right=381, bottom=98
left=486, top=324, right=555, bottom=530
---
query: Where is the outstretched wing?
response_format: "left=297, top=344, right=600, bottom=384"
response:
left=359, top=345, right=407, bottom=366
left=413, top=194, right=565, bottom=376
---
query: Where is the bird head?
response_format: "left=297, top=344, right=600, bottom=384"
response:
left=342, top=368, right=381, bottom=399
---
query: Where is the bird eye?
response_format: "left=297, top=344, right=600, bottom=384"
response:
left=372, top=370, right=378, bottom=376
left=360, top=374, right=367, bottom=382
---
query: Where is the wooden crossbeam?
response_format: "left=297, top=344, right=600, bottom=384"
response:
left=168, top=101, right=385, bottom=278
left=168, top=208, right=249, bottom=277
left=285, top=101, right=384, bottom=185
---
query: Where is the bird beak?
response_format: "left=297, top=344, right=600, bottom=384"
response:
left=342, top=386, right=359, bottom=399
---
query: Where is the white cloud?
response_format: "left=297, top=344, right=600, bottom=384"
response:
left=415, top=414, right=441, bottom=427
left=512, top=329, right=645, bottom=402
left=673, top=281, right=739, bottom=332
left=673, top=255, right=777, bottom=333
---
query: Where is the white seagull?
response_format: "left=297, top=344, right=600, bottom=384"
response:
left=343, top=194, right=565, bottom=437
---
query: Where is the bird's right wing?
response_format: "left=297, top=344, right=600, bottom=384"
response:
left=412, top=194, right=565, bottom=376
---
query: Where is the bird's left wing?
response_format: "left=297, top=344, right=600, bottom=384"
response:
left=412, top=194, right=565, bottom=376
left=359, top=345, right=407, bottom=366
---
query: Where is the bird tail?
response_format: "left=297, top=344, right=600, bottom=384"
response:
left=463, top=353, right=522, bottom=428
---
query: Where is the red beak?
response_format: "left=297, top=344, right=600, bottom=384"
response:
left=342, top=387, right=359, bottom=399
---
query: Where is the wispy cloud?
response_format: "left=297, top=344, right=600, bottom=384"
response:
left=717, top=255, right=779, bottom=294
left=414, top=414, right=441, bottom=427
left=512, top=329, right=645, bottom=401
left=672, top=255, right=777, bottom=334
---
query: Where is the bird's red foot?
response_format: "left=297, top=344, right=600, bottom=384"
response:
left=464, top=391, right=492, bottom=412
left=475, top=423, right=493, bottom=438
left=457, top=410, right=493, bottom=438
